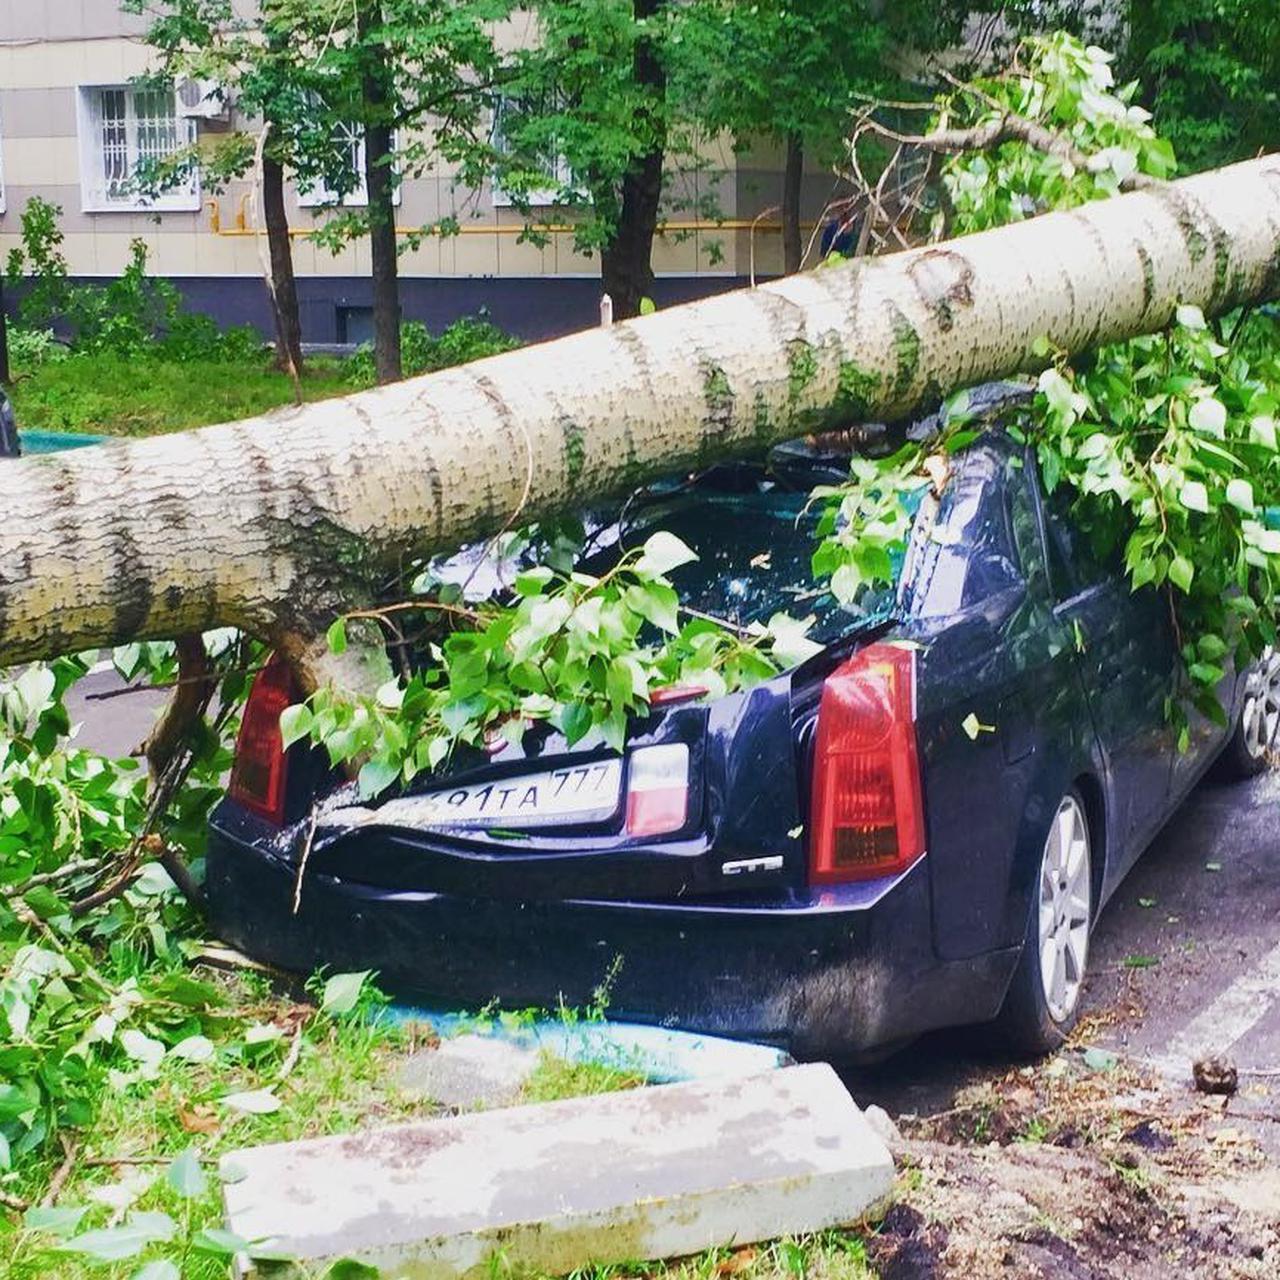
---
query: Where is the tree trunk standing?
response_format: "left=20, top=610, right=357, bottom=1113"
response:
left=0, top=278, right=10, bottom=386
left=0, top=157, right=1277, bottom=679
left=782, top=132, right=804, bottom=274
left=359, top=3, right=402, bottom=385
left=599, top=0, right=667, bottom=320
left=263, top=153, right=304, bottom=376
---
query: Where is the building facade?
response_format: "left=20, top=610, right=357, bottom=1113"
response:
left=0, top=2, right=820, bottom=344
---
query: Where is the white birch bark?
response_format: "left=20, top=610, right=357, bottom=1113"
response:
left=1, top=155, right=1278, bottom=678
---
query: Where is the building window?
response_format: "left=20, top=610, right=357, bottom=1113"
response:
left=491, top=93, right=574, bottom=208
left=296, top=120, right=400, bottom=209
left=77, top=85, right=198, bottom=212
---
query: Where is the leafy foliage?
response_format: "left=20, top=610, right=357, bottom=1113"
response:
left=4, top=197, right=263, bottom=362
left=819, top=32, right=1280, bottom=745
left=292, top=531, right=813, bottom=797
left=345, top=317, right=521, bottom=389
left=1120, top=0, right=1277, bottom=171
left=1023, top=309, right=1280, bottom=743
left=936, top=33, right=1177, bottom=235
left=0, top=634, right=260, bottom=1170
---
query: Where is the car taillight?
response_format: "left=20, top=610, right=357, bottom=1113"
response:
left=228, top=653, right=298, bottom=826
left=809, top=643, right=925, bottom=884
left=626, top=743, right=690, bottom=837
left=648, top=683, right=710, bottom=708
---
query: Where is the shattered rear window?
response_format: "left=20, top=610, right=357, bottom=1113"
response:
left=620, top=488, right=898, bottom=643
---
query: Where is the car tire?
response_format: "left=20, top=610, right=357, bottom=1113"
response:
left=996, top=789, right=1093, bottom=1057
left=1219, top=647, right=1280, bottom=779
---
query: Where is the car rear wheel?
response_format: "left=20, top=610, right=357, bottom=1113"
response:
left=1220, top=646, right=1280, bottom=779
left=997, top=790, right=1093, bottom=1056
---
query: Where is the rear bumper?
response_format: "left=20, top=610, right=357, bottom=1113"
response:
left=205, top=816, right=1018, bottom=1058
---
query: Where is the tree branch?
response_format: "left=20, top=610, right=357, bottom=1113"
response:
left=855, top=112, right=1156, bottom=192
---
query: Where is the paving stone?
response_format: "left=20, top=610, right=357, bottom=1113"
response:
left=396, top=1034, right=540, bottom=1108
left=222, top=1062, right=894, bottom=1277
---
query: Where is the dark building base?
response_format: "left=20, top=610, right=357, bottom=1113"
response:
left=12, top=274, right=760, bottom=347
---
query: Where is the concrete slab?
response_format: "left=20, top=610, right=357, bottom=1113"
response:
left=395, top=1034, right=540, bottom=1109
left=385, top=1007, right=793, bottom=1083
left=221, top=1063, right=894, bottom=1278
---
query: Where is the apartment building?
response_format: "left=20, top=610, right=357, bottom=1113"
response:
left=0, top=1, right=815, bottom=343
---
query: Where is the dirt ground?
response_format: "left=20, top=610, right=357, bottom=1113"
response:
left=866, top=1049, right=1280, bottom=1279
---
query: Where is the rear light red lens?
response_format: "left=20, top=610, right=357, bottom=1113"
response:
left=626, top=743, right=690, bottom=837
left=809, top=643, right=925, bottom=884
left=648, top=683, right=710, bottom=708
left=229, top=653, right=298, bottom=826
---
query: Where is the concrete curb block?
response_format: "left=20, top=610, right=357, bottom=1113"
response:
left=222, top=1063, right=894, bottom=1277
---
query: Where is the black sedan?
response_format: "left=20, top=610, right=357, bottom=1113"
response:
left=206, top=416, right=1272, bottom=1059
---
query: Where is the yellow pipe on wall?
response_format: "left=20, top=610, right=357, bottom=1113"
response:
left=202, top=196, right=803, bottom=238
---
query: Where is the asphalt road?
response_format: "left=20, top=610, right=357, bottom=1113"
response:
left=849, top=765, right=1280, bottom=1151
left=68, top=665, right=1280, bottom=1138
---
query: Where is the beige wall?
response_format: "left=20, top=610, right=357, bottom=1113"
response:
left=0, top=16, right=767, bottom=280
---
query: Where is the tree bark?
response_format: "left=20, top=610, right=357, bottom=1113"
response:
left=263, top=153, right=304, bottom=376
left=0, top=157, right=1278, bottom=679
left=600, top=0, right=666, bottom=320
left=359, top=2, right=402, bottom=384
left=0, top=276, right=10, bottom=386
left=782, top=132, right=804, bottom=274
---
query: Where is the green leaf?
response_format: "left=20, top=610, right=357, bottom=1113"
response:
left=279, top=703, right=313, bottom=748
left=132, top=1263, right=180, bottom=1280
left=357, top=758, right=399, bottom=799
left=1189, top=396, right=1227, bottom=437
left=1168, top=554, right=1194, bottom=593
left=191, top=1227, right=253, bottom=1258
left=514, top=566, right=555, bottom=596
left=221, top=1088, right=281, bottom=1115
left=62, top=1212, right=176, bottom=1262
left=23, top=1205, right=87, bottom=1237
left=1082, top=1046, right=1118, bottom=1072
left=638, top=296, right=657, bottom=316
left=321, top=970, right=371, bottom=1016
left=1250, top=415, right=1277, bottom=450
left=167, top=1147, right=207, bottom=1199
left=559, top=702, right=593, bottom=744
left=1179, top=479, right=1210, bottom=513
left=635, top=531, right=698, bottom=577
left=326, top=617, right=348, bottom=655
left=1175, top=303, right=1207, bottom=330
left=1226, top=478, right=1255, bottom=513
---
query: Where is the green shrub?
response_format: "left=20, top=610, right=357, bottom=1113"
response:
left=5, top=326, right=69, bottom=368
left=346, top=315, right=521, bottom=387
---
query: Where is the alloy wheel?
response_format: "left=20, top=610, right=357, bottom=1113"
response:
left=1038, top=794, right=1092, bottom=1024
left=1241, top=646, right=1280, bottom=763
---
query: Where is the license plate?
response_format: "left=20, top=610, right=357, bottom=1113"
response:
left=373, top=758, right=624, bottom=830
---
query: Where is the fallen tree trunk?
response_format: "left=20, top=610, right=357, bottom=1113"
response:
left=2, top=156, right=1279, bottom=684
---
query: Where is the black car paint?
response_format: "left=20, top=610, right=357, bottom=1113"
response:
left=206, top=429, right=1244, bottom=1055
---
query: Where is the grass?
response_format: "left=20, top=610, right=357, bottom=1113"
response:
left=3, top=977, right=882, bottom=1279
left=6, top=352, right=361, bottom=437
left=4, top=969, right=441, bottom=1279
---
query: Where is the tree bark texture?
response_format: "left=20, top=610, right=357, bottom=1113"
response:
left=1, top=157, right=1278, bottom=677
left=600, top=0, right=666, bottom=320
left=782, top=132, right=804, bottom=274
left=263, top=153, right=304, bottom=376
left=360, top=3, right=402, bottom=385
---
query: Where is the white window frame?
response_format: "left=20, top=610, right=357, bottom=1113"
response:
left=0, top=104, right=7, bottom=215
left=296, top=120, right=401, bottom=209
left=76, top=84, right=199, bottom=213
left=490, top=93, right=575, bottom=208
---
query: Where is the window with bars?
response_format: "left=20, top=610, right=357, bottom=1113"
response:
left=490, top=92, right=575, bottom=208
left=295, top=119, right=400, bottom=209
left=77, top=85, right=198, bottom=212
